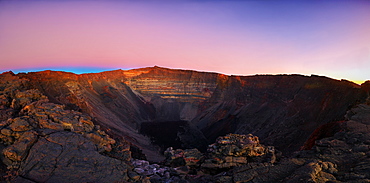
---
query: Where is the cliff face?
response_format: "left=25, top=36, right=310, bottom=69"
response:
left=8, top=67, right=368, bottom=160
left=123, top=67, right=219, bottom=121
left=194, top=75, right=367, bottom=154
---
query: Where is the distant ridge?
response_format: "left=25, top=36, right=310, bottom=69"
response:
left=2, top=66, right=365, bottom=85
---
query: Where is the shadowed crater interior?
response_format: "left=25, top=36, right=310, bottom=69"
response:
left=140, top=120, right=188, bottom=150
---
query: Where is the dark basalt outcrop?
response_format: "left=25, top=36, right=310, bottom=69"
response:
left=0, top=72, right=145, bottom=182
left=0, top=67, right=369, bottom=182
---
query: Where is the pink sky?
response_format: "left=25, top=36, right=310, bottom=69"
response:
left=0, top=1, right=369, bottom=83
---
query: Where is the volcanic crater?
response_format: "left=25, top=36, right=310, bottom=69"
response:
left=1, top=67, right=370, bottom=182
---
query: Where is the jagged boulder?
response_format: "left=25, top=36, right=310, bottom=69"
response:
left=164, top=147, right=204, bottom=167
left=209, top=133, right=265, bottom=156
left=10, top=89, right=47, bottom=110
left=202, top=133, right=275, bottom=169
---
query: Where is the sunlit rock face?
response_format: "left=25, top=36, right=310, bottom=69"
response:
left=8, top=67, right=368, bottom=161
left=124, top=66, right=219, bottom=121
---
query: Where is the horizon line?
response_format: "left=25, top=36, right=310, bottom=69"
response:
left=1, top=66, right=367, bottom=85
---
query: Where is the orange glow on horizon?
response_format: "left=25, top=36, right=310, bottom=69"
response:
left=0, top=1, right=369, bottom=83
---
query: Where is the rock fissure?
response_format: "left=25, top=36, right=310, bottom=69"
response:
left=43, top=144, right=63, bottom=183
left=18, top=175, right=37, bottom=183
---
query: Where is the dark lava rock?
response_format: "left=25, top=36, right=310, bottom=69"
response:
left=164, top=147, right=204, bottom=167
left=19, top=131, right=130, bottom=183
left=201, top=134, right=269, bottom=169
left=0, top=73, right=140, bottom=182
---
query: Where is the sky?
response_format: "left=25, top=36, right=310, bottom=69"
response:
left=0, top=0, right=369, bottom=84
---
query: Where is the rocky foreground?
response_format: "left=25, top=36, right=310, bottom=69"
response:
left=0, top=68, right=369, bottom=182
left=0, top=72, right=135, bottom=182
